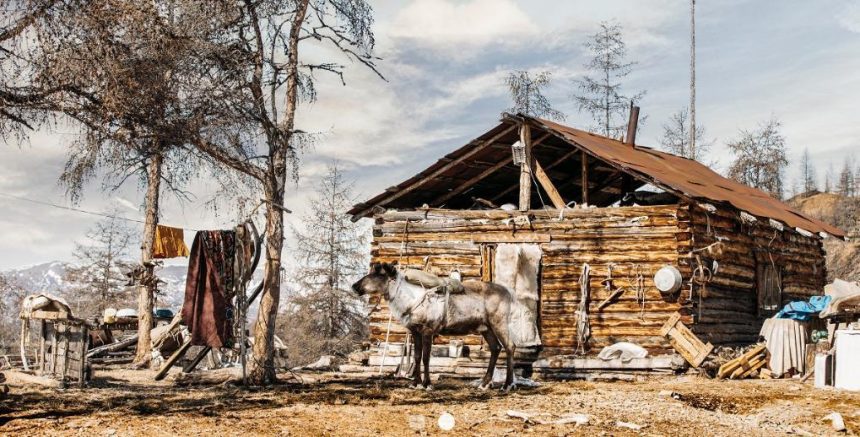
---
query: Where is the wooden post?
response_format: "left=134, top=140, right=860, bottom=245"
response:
left=38, top=321, right=46, bottom=376
left=60, top=324, right=70, bottom=384
left=533, top=160, right=566, bottom=209
left=19, top=320, right=29, bottom=371
left=518, top=123, right=533, bottom=211
left=581, top=151, right=589, bottom=206
left=50, top=325, right=58, bottom=375
left=78, top=325, right=87, bottom=386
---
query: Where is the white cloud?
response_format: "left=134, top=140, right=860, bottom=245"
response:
left=837, top=2, right=860, bottom=33
left=388, top=0, right=538, bottom=51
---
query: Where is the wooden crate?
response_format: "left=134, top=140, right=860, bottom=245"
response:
left=660, top=313, right=713, bottom=368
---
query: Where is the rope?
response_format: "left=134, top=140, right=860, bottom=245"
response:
left=576, top=263, right=591, bottom=355
left=378, top=312, right=394, bottom=375
left=631, top=264, right=646, bottom=319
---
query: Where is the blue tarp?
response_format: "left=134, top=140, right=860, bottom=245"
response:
left=775, top=295, right=832, bottom=321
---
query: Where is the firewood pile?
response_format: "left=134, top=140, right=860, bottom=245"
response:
left=717, top=344, right=768, bottom=379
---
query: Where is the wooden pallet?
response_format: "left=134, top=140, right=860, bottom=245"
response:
left=659, top=313, right=714, bottom=368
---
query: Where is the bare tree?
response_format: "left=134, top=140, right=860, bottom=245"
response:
left=505, top=70, right=564, bottom=120
left=658, top=107, right=712, bottom=162
left=572, top=21, right=645, bottom=139
left=0, top=273, right=28, bottom=353
left=64, top=213, right=137, bottom=319
left=838, top=156, right=857, bottom=198
left=825, top=162, right=835, bottom=193
left=188, top=0, right=382, bottom=384
left=2, top=1, right=226, bottom=366
left=727, top=118, right=789, bottom=199
left=280, top=163, right=369, bottom=365
left=798, top=148, right=817, bottom=195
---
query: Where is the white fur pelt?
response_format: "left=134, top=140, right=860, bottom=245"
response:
left=494, top=244, right=542, bottom=348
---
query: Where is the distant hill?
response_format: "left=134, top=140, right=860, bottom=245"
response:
left=788, top=192, right=859, bottom=282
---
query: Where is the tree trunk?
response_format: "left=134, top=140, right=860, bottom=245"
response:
left=247, top=185, right=284, bottom=384
left=133, top=151, right=162, bottom=367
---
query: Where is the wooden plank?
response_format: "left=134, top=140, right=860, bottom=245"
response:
left=518, top=123, right=532, bottom=211
left=430, top=132, right=552, bottom=207
left=533, top=159, right=567, bottom=209
left=353, top=124, right=517, bottom=218
left=581, top=150, right=589, bottom=205
left=38, top=321, right=45, bottom=376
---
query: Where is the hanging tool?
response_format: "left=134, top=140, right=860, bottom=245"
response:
left=597, top=264, right=625, bottom=311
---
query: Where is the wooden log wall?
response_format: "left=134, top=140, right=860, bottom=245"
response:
left=367, top=205, right=685, bottom=357
left=678, top=203, right=827, bottom=346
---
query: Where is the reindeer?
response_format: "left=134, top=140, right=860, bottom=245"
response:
left=352, top=262, right=517, bottom=391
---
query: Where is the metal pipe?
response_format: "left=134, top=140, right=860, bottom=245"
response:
left=625, top=103, right=641, bottom=146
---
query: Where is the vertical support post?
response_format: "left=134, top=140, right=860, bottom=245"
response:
left=78, top=325, right=87, bottom=386
left=50, top=324, right=58, bottom=375
left=518, top=123, right=533, bottom=211
left=38, top=321, right=46, bottom=376
left=581, top=151, right=589, bottom=206
left=60, top=323, right=70, bottom=385
left=19, top=320, right=29, bottom=371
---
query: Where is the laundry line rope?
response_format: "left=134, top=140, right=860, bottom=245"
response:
left=0, top=191, right=277, bottom=232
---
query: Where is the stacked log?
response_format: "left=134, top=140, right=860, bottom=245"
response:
left=679, top=204, right=826, bottom=345
left=368, top=205, right=684, bottom=356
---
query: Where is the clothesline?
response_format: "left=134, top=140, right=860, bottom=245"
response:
left=0, top=191, right=281, bottom=232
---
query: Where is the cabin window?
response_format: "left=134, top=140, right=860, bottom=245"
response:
left=757, top=262, right=782, bottom=316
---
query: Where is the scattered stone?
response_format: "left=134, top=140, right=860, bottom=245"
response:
left=825, top=412, right=846, bottom=432
left=407, top=414, right=426, bottom=432
left=437, top=412, right=455, bottom=431
left=616, top=421, right=645, bottom=431
left=553, top=413, right=590, bottom=426
left=658, top=390, right=680, bottom=399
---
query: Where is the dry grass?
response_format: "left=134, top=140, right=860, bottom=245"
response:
left=2, top=369, right=859, bottom=436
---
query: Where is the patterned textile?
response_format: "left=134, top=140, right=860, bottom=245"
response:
left=182, top=230, right=237, bottom=347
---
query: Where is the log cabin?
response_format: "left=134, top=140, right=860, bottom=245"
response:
left=347, top=112, right=845, bottom=376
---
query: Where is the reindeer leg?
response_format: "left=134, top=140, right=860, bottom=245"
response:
left=479, top=330, right=501, bottom=390
left=410, top=327, right=422, bottom=389
left=493, top=326, right=517, bottom=392
left=422, top=332, right=433, bottom=390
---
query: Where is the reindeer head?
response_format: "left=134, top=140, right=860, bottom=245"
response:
left=351, top=262, right=398, bottom=297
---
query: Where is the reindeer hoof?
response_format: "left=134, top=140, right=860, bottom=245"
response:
left=423, top=385, right=434, bottom=391
left=478, top=383, right=490, bottom=391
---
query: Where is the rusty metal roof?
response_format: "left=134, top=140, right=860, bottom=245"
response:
left=350, top=114, right=845, bottom=239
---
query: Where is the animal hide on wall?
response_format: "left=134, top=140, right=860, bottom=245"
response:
left=494, top=244, right=542, bottom=348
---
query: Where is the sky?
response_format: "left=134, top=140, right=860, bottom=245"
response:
left=1, top=0, right=859, bottom=270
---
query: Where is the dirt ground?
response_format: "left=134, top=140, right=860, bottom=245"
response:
left=2, top=368, right=859, bottom=436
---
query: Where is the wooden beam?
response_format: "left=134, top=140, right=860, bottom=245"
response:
left=518, top=123, right=532, bottom=211
left=491, top=147, right=578, bottom=203
left=533, top=160, right=566, bottom=209
left=432, top=132, right=552, bottom=206
left=581, top=150, right=589, bottom=206
left=352, top=124, right=517, bottom=218
left=432, top=157, right=514, bottom=206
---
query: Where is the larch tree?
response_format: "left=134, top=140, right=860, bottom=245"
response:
left=188, top=0, right=382, bottom=384
left=798, top=148, right=817, bottom=195
left=658, top=107, right=712, bottom=162
left=505, top=70, right=564, bottom=120
left=726, top=118, right=789, bottom=199
left=572, top=21, right=645, bottom=139
left=838, top=157, right=857, bottom=198
left=281, top=164, right=369, bottom=366
left=1, top=1, right=222, bottom=366
left=64, top=213, right=137, bottom=318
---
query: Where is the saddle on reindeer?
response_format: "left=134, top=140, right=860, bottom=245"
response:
left=401, top=268, right=465, bottom=295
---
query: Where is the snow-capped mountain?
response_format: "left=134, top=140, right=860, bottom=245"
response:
left=6, top=261, right=70, bottom=291
left=3, top=261, right=265, bottom=313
